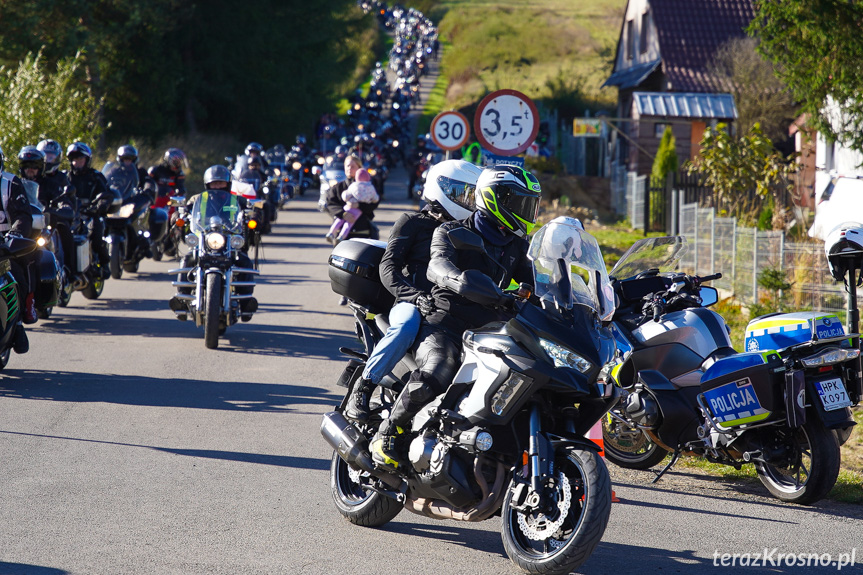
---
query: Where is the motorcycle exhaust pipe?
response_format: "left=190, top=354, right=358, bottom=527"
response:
left=320, top=411, right=377, bottom=474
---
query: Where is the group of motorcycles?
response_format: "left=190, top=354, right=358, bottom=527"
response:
left=321, top=194, right=861, bottom=572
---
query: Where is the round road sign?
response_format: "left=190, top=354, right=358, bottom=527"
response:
left=474, top=89, right=539, bottom=156
left=430, top=111, right=471, bottom=151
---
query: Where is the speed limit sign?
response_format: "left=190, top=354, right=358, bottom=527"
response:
left=430, top=111, right=471, bottom=151
left=474, top=89, right=539, bottom=156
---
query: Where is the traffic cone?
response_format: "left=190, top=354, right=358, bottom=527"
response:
left=588, top=419, right=620, bottom=502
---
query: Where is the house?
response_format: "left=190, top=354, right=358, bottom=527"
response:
left=603, top=0, right=754, bottom=177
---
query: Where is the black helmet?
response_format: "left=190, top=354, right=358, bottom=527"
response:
left=37, top=139, right=63, bottom=174
left=66, top=142, right=93, bottom=170
left=116, top=144, right=139, bottom=164
left=474, top=165, right=542, bottom=238
left=162, top=148, right=187, bottom=172
left=17, top=146, right=46, bottom=179
left=203, top=165, right=232, bottom=189
left=245, top=142, right=264, bottom=156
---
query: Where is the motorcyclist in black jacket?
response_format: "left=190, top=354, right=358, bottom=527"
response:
left=35, top=140, right=77, bottom=282
left=116, top=145, right=156, bottom=199
left=371, top=164, right=542, bottom=469
left=66, top=142, right=112, bottom=279
left=325, top=154, right=378, bottom=240
left=344, top=159, right=482, bottom=422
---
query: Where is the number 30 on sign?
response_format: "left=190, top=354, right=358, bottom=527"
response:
left=430, top=111, right=471, bottom=151
left=474, top=89, right=539, bottom=156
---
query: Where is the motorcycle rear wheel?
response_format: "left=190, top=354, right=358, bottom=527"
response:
left=502, top=446, right=611, bottom=575
left=602, top=413, right=669, bottom=469
left=754, top=419, right=840, bottom=505
left=109, top=242, right=123, bottom=279
left=204, top=273, right=221, bottom=349
left=329, top=452, right=402, bottom=527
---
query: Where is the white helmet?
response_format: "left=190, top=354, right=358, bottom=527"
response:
left=825, top=222, right=863, bottom=281
left=421, top=159, right=483, bottom=221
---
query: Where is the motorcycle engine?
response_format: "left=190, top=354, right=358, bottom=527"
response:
left=623, top=388, right=661, bottom=429
left=408, top=435, right=437, bottom=472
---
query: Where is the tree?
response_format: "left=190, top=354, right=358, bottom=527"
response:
left=651, top=126, right=678, bottom=187
left=749, top=0, right=863, bottom=153
left=0, top=51, right=103, bottom=169
left=687, top=123, right=796, bottom=227
left=709, top=37, right=796, bottom=143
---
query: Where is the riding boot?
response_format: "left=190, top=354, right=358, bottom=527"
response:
left=344, top=378, right=372, bottom=422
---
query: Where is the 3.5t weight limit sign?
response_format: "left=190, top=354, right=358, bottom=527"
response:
left=474, top=89, right=539, bottom=156
left=430, top=111, right=471, bottom=151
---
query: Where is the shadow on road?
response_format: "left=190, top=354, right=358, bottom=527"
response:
left=385, top=521, right=507, bottom=558
left=0, top=370, right=342, bottom=412
left=222, top=323, right=353, bottom=360
left=0, top=563, right=68, bottom=575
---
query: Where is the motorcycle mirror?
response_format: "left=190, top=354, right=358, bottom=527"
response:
left=447, top=227, right=485, bottom=252
left=252, top=199, right=266, bottom=209
left=700, top=286, right=719, bottom=307
left=168, top=197, right=184, bottom=208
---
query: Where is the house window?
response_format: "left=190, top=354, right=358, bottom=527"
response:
left=640, top=10, right=650, bottom=54
left=654, top=123, right=667, bottom=138
left=626, top=20, right=634, bottom=60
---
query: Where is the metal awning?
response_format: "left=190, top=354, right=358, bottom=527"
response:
left=602, top=60, right=661, bottom=89
left=633, top=91, right=737, bottom=119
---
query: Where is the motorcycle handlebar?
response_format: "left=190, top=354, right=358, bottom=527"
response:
left=698, top=273, right=722, bottom=283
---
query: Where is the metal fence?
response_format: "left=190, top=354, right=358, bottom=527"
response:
left=677, top=201, right=850, bottom=312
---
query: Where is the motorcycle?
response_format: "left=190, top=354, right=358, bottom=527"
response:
left=317, top=158, right=347, bottom=213
left=601, top=235, right=859, bottom=504
left=322, top=217, right=619, bottom=575
left=102, top=162, right=164, bottom=278
left=168, top=193, right=261, bottom=349
left=0, top=236, right=37, bottom=368
left=20, top=180, right=61, bottom=319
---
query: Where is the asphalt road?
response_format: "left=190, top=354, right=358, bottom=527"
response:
left=1, top=170, right=861, bottom=575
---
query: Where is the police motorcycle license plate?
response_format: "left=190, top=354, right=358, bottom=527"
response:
left=703, top=377, right=770, bottom=426
left=813, top=377, right=853, bottom=411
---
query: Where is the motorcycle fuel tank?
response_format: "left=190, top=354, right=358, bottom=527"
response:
left=744, top=311, right=845, bottom=352
left=632, top=307, right=732, bottom=360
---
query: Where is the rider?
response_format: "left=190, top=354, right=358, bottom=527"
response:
left=149, top=148, right=187, bottom=205
left=0, top=145, right=37, bottom=336
left=324, top=155, right=378, bottom=240
left=344, top=160, right=482, bottom=422
left=371, top=165, right=542, bottom=469
left=116, top=145, right=156, bottom=198
left=244, top=142, right=269, bottom=171
left=30, top=143, right=77, bottom=282
left=66, top=142, right=112, bottom=279
left=169, top=165, right=258, bottom=321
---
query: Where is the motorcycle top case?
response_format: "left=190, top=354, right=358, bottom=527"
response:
left=700, top=351, right=784, bottom=427
left=328, top=239, right=395, bottom=314
left=744, top=311, right=845, bottom=352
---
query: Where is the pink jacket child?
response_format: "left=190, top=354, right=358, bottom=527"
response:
left=326, top=168, right=380, bottom=243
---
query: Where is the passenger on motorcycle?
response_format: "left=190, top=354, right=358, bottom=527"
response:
left=169, top=165, right=258, bottom=321
left=0, top=145, right=37, bottom=335
left=325, top=168, right=379, bottom=244
left=343, top=160, right=482, bottom=423
left=324, top=155, right=378, bottom=240
left=371, top=165, right=542, bottom=469
left=66, top=142, right=112, bottom=280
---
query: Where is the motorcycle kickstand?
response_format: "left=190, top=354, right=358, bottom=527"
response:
left=651, top=449, right=681, bottom=484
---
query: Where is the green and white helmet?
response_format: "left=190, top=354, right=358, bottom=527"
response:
left=475, top=165, right=542, bottom=238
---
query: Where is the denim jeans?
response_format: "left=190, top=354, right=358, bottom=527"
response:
left=362, top=301, right=421, bottom=384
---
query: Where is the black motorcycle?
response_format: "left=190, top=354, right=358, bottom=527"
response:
left=322, top=217, right=619, bottom=575
left=20, top=180, right=61, bottom=319
left=0, top=236, right=37, bottom=368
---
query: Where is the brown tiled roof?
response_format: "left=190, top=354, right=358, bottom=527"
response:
left=651, top=0, right=755, bottom=92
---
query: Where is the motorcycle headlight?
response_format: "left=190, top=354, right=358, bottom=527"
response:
left=539, top=338, right=594, bottom=373
left=205, top=232, right=226, bottom=251
left=317, top=156, right=325, bottom=165
left=292, top=161, right=302, bottom=171
left=392, top=140, right=399, bottom=148
left=229, top=235, right=245, bottom=249
left=273, top=168, right=281, bottom=176
left=36, top=236, right=47, bottom=247
left=185, top=233, right=199, bottom=247
left=491, top=372, right=532, bottom=416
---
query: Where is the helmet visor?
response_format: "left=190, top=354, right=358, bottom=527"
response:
left=497, top=184, right=540, bottom=225
left=437, top=175, right=476, bottom=210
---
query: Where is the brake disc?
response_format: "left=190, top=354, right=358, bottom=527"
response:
left=516, top=471, right=572, bottom=542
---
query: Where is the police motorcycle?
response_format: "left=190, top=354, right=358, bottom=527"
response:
left=322, top=217, right=619, bottom=575
left=601, top=235, right=859, bottom=504
left=101, top=162, right=161, bottom=278
left=19, top=179, right=61, bottom=319
left=168, top=192, right=260, bottom=349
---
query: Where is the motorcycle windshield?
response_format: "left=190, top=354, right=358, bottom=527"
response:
left=609, top=236, right=688, bottom=280
left=528, top=217, right=615, bottom=322
left=189, top=190, right=242, bottom=235
left=102, top=161, right=139, bottom=201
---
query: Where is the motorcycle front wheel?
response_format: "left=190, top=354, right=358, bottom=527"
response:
left=81, top=275, right=104, bottom=300
left=203, top=273, right=221, bottom=349
left=109, top=241, right=123, bottom=279
left=754, top=419, right=840, bottom=505
left=502, top=446, right=612, bottom=575
left=329, top=452, right=402, bottom=527
left=602, top=411, right=669, bottom=469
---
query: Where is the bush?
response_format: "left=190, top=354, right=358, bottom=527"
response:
left=0, top=51, right=102, bottom=170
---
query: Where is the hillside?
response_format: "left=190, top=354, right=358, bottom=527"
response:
left=420, top=0, right=627, bottom=117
